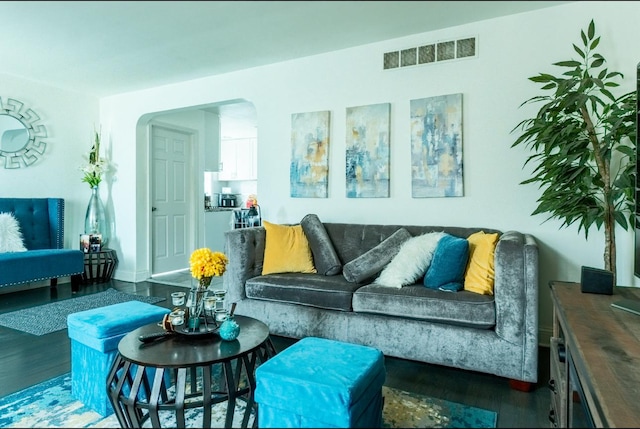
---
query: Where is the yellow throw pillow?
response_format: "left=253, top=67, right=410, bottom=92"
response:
left=464, top=231, right=499, bottom=295
left=262, top=220, right=317, bottom=275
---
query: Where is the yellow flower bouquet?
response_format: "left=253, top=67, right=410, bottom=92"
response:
left=189, top=248, right=228, bottom=288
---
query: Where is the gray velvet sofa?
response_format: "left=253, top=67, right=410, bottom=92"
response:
left=224, top=221, right=539, bottom=386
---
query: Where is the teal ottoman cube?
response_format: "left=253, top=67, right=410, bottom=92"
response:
left=67, top=300, right=170, bottom=416
left=255, top=337, right=386, bottom=428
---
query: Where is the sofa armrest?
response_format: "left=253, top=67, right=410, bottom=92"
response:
left=493, top=230, right=539, bottom=346
left=223, top=226, right=266, bottom=302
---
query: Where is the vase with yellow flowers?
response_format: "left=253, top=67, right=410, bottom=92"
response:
left=187, top=248, right=228, bottom=329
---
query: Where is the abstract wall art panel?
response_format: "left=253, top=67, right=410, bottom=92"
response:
left=410, top=93, right=463, bottom=197
left=345, top=103, right=390, bottom=198
left=290, top=111, right=330, bottom=198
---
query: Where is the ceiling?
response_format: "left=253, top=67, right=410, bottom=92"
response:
left=0, top=1, right=570, bottom=98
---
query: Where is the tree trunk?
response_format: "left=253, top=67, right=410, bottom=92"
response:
left=604, top=212, right=616, bottom=284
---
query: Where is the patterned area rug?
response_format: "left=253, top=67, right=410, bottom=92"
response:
left=0, top=288, right=166, bottom=336
left=0, top=373, right=497, bottom=428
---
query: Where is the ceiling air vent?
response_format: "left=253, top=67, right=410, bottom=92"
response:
left=383, top=36, right=477, bottom=70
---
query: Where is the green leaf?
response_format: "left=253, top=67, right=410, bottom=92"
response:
left=597, top=69, right=607, bottom=80
left=530, top=74, right=555, bottom=83
left=555, top=60, right=582, bottom=68
left=588, top=20, right=595, bottom=39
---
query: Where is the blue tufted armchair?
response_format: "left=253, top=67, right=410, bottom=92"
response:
left=0, top=198, right=84, bottom=291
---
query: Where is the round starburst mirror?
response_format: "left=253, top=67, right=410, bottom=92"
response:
left=0, top=97, right=47, bottom=168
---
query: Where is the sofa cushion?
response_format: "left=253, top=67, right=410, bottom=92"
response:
left=0, top=213, right=27, bottom=253
left=342, top=228, right=411, bottom=283
left=262, top=221, right=317, bottom=275
left=246, top=273, right=360, bottom=311
left=374, top=232, right=445, bottom=288
left=0, top=249, right=84, bottom=287
left=424, top=234, right=469, bottom=292
left=464, top=231, right=499, bottom=295
left=300, top=214, right=342, bottom=276
left=352, top=283, right=495, bottom=328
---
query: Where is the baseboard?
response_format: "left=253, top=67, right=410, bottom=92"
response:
left=110, top=269, right=146, bottom=283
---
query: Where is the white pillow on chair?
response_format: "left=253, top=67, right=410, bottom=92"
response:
left=0, top=212, right=27, bottom=253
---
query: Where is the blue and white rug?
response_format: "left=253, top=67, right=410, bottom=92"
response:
left=0, top=373, right=497, bottom=428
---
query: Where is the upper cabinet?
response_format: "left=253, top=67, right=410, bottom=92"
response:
left=218, top=101, right=257, bottom=181
left=219, top=137, right=257, bottom=181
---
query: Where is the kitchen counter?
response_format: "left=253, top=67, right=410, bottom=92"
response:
left=205, top=207, right=237, bottom=212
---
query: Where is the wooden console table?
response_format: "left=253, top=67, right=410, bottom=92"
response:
left=549, top=281, right=640, bottom=427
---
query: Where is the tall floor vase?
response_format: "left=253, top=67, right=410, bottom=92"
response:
left=85, top=185, right=109, bottom=247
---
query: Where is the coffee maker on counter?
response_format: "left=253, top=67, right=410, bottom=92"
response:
left=217, top=193, right=237, bottom=207
left=214, top=187, right=239, bottom=208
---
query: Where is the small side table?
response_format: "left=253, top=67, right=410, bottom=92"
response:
left=82, top=248, right=118, bottom=284
left=107, top=315, right=276, bottom=428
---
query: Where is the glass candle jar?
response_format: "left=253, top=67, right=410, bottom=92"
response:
left=204, top=296, right=216, bottom=310
left=214, top=308, right=229, bottom=323
left=213, top=290, right=226, bottom=310
left=168, top=310, right=185, bottom=326
left=171, top=292, right=186, bottom=306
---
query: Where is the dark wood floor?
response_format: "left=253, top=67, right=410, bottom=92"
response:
left=0, top=280, right=551, bottom=428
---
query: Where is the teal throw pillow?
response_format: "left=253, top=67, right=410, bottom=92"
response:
left=424, top=234, right=469, bottom=292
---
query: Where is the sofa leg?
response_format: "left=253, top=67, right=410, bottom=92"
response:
left=509, top=379, right=533, bottom=392
left=50, top=278, right=58, bottom=289
left=70, top=274, right=82, bottom=293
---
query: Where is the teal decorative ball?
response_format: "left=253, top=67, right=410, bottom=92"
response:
left=219, top=318, right=240, bottom=341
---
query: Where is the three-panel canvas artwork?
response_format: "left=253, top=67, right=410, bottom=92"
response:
left=290, top=93, right=463, bottom=198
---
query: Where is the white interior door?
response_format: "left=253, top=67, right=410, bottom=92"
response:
left=151, top=125, right=193, bottom=275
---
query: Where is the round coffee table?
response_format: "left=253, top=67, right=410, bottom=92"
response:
left=106, top=315, right=275, bottom=428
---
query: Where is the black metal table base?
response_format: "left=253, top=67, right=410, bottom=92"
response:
left=106, top=339, right=276, bottom=428
left=82, top=248, right=118, bottom=284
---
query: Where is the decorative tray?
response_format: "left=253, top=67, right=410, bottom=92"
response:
left=174, top=322, right=219, bottom=337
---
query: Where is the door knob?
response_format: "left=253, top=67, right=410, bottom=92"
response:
left=152, top=207, right=157, bottom=211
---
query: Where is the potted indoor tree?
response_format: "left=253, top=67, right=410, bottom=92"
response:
left=511, top=19, right=636, bottom=281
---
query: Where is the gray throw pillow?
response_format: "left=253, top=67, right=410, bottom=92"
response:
left=300, top=214, right=342, bottom=276
left=342, top=227, right=412, bottom=283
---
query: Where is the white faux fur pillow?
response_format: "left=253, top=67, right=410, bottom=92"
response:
left=0, top=212, right=27, bottom=253
left=374, top=232, right=445, bottom=288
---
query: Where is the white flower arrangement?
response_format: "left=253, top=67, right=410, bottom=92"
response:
left=81, top=129, right=108, bottom=188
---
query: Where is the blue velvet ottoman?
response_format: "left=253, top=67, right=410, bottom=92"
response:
left=255, top=337, right=386, bottom=428
left=67, top=300, right=170, bottom=416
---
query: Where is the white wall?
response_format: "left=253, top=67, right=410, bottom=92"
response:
left=0, top=73, right=99, bottom=248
